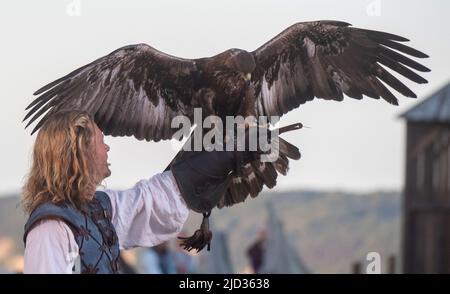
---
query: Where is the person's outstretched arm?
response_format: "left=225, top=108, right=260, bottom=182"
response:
left=103, top=170, right=189, bottom=250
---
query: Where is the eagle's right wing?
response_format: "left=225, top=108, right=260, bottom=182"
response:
left=24, top=44, right=200, bottom=142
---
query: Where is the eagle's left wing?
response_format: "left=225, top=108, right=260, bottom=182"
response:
left=251, top=21, right=430, bottom=117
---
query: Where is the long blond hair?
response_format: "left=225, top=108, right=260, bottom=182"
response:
left=22, top=110, right=100, bottom=214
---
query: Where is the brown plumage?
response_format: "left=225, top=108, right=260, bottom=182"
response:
left=23, top=20, right=430, bottom=208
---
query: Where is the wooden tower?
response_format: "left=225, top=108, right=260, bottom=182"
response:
left=401, top=82, right=450, bottom=273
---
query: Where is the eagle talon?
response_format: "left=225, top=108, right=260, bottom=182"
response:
left=178, top=212, right=213, bottom=252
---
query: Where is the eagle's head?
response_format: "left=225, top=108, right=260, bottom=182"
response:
left=223, top=49, right=256, bottom=82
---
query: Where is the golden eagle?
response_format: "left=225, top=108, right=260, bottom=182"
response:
left=23, top=20, right=429, bottom=208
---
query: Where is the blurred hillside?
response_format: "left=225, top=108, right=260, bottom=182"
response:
left=0, top=194, right=26, bottom=273
left=185, top=190, right=401, bottom=274
left=0, top=190, right=401, bottom=273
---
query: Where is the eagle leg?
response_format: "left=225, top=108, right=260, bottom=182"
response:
left=178, top=211, right=213, bottom=252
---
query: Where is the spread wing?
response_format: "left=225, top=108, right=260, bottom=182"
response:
left=252, top=21, right=430, bottom=117
left=24, top=44, right=200, bottom=141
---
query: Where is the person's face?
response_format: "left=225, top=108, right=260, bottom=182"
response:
left=92, top=123, right=111, bottom=181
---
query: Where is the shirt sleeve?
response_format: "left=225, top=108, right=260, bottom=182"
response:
left=24, top=219, right=79, bottom=274
left=103, top=170, right=189, bottom=250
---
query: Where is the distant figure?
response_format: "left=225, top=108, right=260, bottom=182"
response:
left=140, top=242, right=177, bottom=274
left=246, top=229, right=267, bottom=274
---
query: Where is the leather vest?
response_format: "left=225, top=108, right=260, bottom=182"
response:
left=24, top=191, right=120, bottom=274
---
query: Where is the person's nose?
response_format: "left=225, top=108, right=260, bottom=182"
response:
left=105, top=144, right=110, bottom=152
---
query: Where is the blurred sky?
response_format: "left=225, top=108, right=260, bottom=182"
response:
left=0, top=0, right=449, bottom=196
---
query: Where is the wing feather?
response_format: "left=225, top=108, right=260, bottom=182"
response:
left=24, top=44, right=199, bottom=141
left=218, top=137, right=301, bottom=208
left=252, top=21, right=430, bottom=116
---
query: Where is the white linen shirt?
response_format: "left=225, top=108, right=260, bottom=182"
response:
left=24, top=171, right=189, bottom=274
